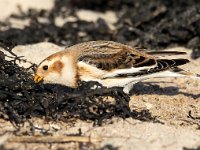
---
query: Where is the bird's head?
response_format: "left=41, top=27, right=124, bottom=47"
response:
left=34, top=52, right=65, bottom=85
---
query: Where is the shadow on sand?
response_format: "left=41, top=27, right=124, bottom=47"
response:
left=130, top=82, right=200, bottom=99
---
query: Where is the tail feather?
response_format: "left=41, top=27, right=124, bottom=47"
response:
left=147, top=51, right=187, bottom=56
left=171, top=67, right=200, bottom=79
left=109, top=58, right=190, bottom=78
left=157, top=58, right=189, bottom=69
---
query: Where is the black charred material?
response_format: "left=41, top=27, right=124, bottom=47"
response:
left=0, top=45, right=158, bottom=125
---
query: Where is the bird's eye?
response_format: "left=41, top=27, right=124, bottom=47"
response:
left=43, top=65, right=48, bottom=70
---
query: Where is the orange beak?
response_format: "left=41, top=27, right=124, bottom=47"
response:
left=34, top=74, right=43, bottom=83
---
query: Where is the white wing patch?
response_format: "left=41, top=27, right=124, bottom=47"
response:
left=102, top=66, right=155, bottom=78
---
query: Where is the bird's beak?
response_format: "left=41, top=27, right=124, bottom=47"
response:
left=34, top=74, right=43, bottom=83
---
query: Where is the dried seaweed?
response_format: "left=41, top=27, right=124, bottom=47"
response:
left=0, top=0, right=200, bottom=57
left=0, top=43, right=159, bottom=126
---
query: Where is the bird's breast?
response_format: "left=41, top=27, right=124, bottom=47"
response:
left=77, top=61, right=106, bottom=81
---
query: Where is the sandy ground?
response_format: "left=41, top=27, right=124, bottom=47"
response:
left=1, top=42, right=200, bottom=150
left=0, top=0, right=200, bottom=150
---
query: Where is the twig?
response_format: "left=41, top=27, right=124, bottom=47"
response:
left=188, top=110, right=200, bottom=119
left=7, top=135, right=102, bottom=143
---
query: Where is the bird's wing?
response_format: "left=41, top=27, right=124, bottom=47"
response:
left=76, top=41, right=157, bottom=71
left=74, top=41, right=189, bottom=78
left=110, top=58, right=189, bottom=78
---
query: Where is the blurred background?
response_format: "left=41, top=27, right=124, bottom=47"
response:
left=0, top=0, right=200, bottom=58
left=1, top=1, right=200, bottom=149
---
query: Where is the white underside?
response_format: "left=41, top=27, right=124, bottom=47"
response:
left=82, top=70, right=186, bottom=94
left=78, top=61, right=187, bottom=94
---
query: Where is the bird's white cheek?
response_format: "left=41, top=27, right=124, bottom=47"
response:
left=43, top=73, right=63, bottom=85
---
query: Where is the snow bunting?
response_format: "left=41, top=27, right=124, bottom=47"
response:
left=34, top=41, right=199, bottom=94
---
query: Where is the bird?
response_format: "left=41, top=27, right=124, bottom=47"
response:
left=34, top=40, right=199, bottom=94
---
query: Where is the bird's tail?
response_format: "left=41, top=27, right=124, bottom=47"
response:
left=171, top=67, right=200, bottom=79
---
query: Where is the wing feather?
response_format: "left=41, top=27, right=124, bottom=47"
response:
left=112, top=58, right=189, bottom=78
left=73, top=41, right=189, bottom=78
left=76, top=41, right=156, bottom=71
left=146, top=51, right=187, bottom=56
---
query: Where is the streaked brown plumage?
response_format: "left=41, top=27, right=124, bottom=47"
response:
left=34, top=41, right=198, bottom=93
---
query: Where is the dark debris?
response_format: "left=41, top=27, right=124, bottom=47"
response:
left=188, top=110, right=200, bottom=120
left=0, top=0, right=198, bottom=126
left=183, top=146, right=200, bottom=150
left=0, top=0, right=200, bottom=57
left=0, top=44, right=159, bottom=126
